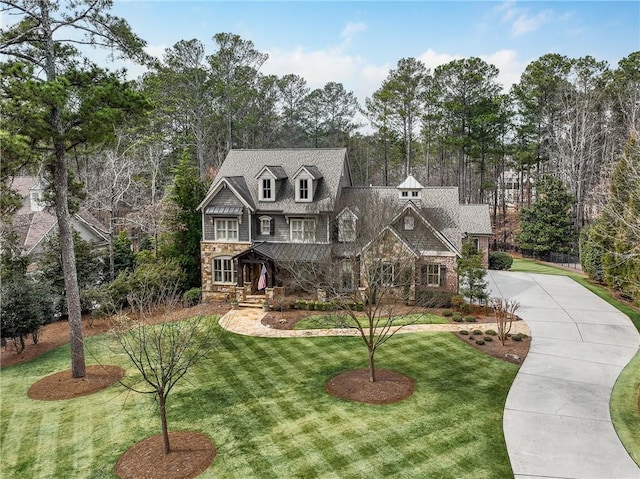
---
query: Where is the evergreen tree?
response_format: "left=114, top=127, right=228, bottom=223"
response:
left=160, top=151, right=206, bottom=289
left=516, top=175, right=576, bottom=256
left=457, top=239, right=488, bottom=304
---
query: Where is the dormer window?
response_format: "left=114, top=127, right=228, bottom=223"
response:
left=256, top=166, right=286, bottom=202
left=297, top=178, right=309, bottom=201
left=261, top=178, right=273, bottom=201
left=293, top=165, right=322, bottom=203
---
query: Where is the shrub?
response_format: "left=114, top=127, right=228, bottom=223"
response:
left=472, top=329, right=483, bottom=335
left=459, top=302, right=472, bottom=314
left=452, top=312, right=463, bottom=321
left=415, top=290, right=454, bottom=308
left=489, top=252, right=513, bottom=270
left=485, top=329, right=497, bottom=336
left=183, top=288, right=202, bottom=307
left=442, top=310, right=453, bottom=317
left=459, top=330, right=469, bottom=335
left=483, top=336, right=493, bottom=342
left=475, top=339, right=485, bottom=345
left=451, top=294, right=465, bottom=308
left=464, top=315, right=476, bottom=322
left=512, top=332, right=528, bottom=341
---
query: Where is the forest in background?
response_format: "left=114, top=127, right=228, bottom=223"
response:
left=1, top=0, right=639, bottom=361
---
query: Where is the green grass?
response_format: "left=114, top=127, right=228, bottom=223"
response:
left=1, top=317, right=517, bottom=478
left=511, top=257, right=640, bottom=465
left=293, top=313, right=448, bottom=330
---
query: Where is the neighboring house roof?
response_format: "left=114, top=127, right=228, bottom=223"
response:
left=5, top=176, right=109, bottom=255
left=199, top=148, right=349, bottom=214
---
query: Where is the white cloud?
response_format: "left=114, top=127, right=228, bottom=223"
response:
left=341, top=21, right=367, bottom=41
left=512, top=10, right=552, bottom=36
left=480, top=49, right=525, bottom=91
left=418, top=48, right=463, bottom=71
left=496, top=1, right=553, bottom=37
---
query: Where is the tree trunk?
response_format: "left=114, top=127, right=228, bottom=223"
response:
left=159, top=392, right=171, bottom=455
left=368, top=347, right=376, bottom=382
left=42, top=0, right=85, bottom=378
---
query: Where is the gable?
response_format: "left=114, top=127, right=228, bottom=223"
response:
left=392, top=210, right=453, bottom=253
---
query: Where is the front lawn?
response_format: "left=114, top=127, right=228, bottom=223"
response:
left=0, top=318, right=517, bottom=478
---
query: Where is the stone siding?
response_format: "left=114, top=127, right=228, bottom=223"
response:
left=201, top=241, right=251, bottom=302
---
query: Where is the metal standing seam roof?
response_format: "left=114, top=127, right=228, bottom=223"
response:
left=204, top=205, right=244, bottom=215
left=240, top=241, right=333, bottom=263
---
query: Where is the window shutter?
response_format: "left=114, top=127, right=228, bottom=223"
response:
left=270, top=217, right=275, bottom=236
left=439, top=265, right=446, bottom=287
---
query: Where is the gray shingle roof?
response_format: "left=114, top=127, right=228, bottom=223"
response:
left=202, top=148, right=348, bottom=214
left=460, top=205, right=493, bottom=235
left=339, top=185, right=467, bottom=250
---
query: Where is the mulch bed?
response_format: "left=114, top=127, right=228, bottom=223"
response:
left=115, top=431, right=216, bottom=479
left=326, top=368, right=416, bottom=404
left=28, top=364, right=124, bottom=401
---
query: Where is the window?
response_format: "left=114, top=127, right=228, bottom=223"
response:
left=422, top=264, right=441, bottom=287
left=338, top=215, right=356, bottom=242
left=261, top=178, right=273, bottom=200
left=373, top=261, right=395, bottom=286
left=401, top=191, right=408, bottom=197
left=259, top=216, right=272, bottom=236
left=297, top=178, right=310, bottom=201
left=213, top=257, right=236, bottom=284
left=340, top=260, right=353, bottom=291
left=214, top=219, right=238, bottom=241
left=404, top=214, right=414, bottom=231
left=411, top=191, right=419, bottom=197
left=290, top=218, right=315, bottom=242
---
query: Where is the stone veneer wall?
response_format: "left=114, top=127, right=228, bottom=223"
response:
left=478, top=237, right=490, bottom=268
left=201, top=241, right=251, bottom=302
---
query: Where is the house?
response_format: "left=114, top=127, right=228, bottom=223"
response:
left=3, top=176, right=109, bottom=257
left=198, top=148, right=492, bottom=303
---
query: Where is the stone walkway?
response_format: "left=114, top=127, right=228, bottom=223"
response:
left=218, top=307, right=531, bottom=338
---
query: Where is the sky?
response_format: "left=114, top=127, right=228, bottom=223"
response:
left=104, top=0, right=639, bottom=103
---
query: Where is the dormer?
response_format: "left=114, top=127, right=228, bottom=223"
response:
left=293, top=165, right=322, bottom=203
left=397, top=175, right=423, bottom=200
left=255, top=166, right=287, bottom=202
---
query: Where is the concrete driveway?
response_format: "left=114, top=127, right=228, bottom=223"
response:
left=487, top=270, right=640, bottom=479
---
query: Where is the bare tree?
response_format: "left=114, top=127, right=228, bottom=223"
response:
left=282, top=190, right=443, bottom=382
left=111, top=282, right=217, bottom=455
left=491, top=297, right=520, bottom=346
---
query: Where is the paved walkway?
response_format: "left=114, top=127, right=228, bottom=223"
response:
left=219, top=307, right=530, bottom=338
left=487, top=270, right=640, bottom=479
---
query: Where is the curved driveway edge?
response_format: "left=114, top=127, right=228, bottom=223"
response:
left=487, top=270, right=640, bottom=479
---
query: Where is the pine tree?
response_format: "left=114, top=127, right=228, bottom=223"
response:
left=516, top=175, right=576, bottom=256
